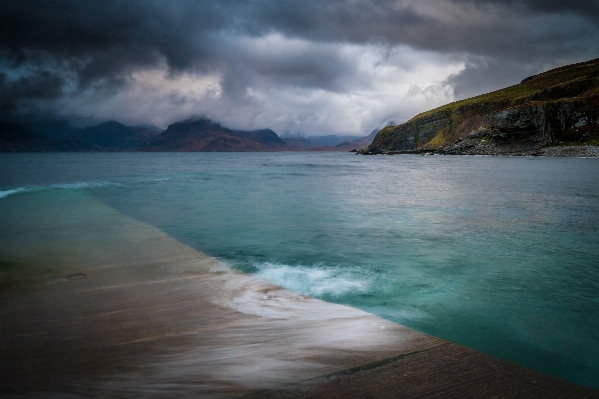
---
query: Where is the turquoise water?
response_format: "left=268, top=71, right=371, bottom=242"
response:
left=1, top=152, right=599, bottom=389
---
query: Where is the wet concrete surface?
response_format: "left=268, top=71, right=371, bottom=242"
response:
left=1, top=194, right=598, bottom=398
left=244, top=343, right=599, bottom=399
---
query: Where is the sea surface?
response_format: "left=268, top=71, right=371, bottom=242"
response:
left=1, top=152, right=599, bottom=390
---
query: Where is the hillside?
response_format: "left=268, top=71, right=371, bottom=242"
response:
left=19, top=120, right=159, bottom=148
left=1, top=118, right=374, bottom=153
left=361, top=58, right=599, bottom=155
left=76, top=121, right=158, bottom=150
left=0, top=122, right=103, bottom=152
left=142, top=119, right=287, bottom=152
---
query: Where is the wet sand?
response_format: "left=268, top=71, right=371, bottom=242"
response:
left=1, top=192, right=597, bottom=398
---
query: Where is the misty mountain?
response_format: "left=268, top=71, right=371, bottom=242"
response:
left=282, top=135, right=362, bottom=147
left=143, top=119, right=286, bottom=152
left=2, top=117, right=376, bottom=153
left=281, top=136, right=317, bottom=149
left=331, top=131, right=377, bottom=151
left=1, top=120, right=158, bottom=152
left=19, top=120, right=81, bottom=141
left=76, top=121, right=159, bottom=150
left=17, top=120, right=159, bottom=150
left=0, top=121, right=104, bottom=152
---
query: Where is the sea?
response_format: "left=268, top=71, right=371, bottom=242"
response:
left=1, top=152, right=598, bottom=392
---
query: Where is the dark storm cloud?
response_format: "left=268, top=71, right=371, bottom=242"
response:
left=1, top=0, right=598, bottom=129
left=460, top=0, right=599, bottom=18
left=239, top=0, right=599, bottom=60
left=0, top=0, right=427, bottom=93
left=237, top=1, right=433, bottom=43
left=1, top=0, right=590, bottom=74
left=443, top=57, right=540, bottom=100
left=0, top=70, right=65, bottom=117
left=0, top=0, right=225, bottom=81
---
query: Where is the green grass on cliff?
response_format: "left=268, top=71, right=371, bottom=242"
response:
left=368, top=58, right=599, bottom=152
left=414, top=58, right=599, bottom=122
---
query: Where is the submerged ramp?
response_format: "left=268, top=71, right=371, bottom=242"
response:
left=0, top=190, right=597, bottom=398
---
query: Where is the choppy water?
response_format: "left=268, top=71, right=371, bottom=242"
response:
left=1, top=152, right=599, bottom=390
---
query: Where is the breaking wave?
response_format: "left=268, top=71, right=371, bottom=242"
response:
left=251, top=262, right=370, bottom=298
left=0, top=181, right=122, bottom=199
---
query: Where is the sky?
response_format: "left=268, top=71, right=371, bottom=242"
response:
left=1, top=0, right=598, bottom=136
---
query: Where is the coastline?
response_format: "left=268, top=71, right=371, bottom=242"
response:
left=356, top=145, right=599, bottom=157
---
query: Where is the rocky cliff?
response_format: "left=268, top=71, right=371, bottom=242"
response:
left=360, top=58, right=599, bottom=155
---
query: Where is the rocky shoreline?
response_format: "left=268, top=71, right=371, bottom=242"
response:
left=541, top=145, right=599, bottom=157
left=356, top=145, right=599, bottom=157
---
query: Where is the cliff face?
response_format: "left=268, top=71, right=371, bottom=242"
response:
left=362, top=58, right=599, bottom=155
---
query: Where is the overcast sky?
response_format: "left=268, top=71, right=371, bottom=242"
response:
left=1, top=0, right=598, bottom=135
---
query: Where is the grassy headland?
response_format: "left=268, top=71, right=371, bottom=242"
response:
left=363, top=58, right=599, bottom=155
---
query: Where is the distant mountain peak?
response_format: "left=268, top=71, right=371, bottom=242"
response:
left=143, top=118, right=285, bottom=152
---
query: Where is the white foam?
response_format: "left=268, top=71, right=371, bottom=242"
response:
left=0, top=187, right=31, bottom=198
left=0, top=181, right=122, bottom=199
left=252, top=262, right=370, bottom=298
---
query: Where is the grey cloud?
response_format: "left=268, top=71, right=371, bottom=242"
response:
left=238, top=1, right=599, bottom=61
left=224, top=38, right=361, bottom=92
left=0, top=70, right=64, bottom=117
left=0, top=71, right=63, bottom=99
left=444, top=58, right=539, bottom=100
left=460, top=0, right=599, bottom=18
left=1, top=0, right=599, bottom=131
left=238, top=1, right=433, bottom=43
left=1, top=0, right=224, bottom=83
left=4, top=0, right=594, bottom=81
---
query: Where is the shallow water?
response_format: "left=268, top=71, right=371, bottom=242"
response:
left=1, top=152, right=599, bottom=390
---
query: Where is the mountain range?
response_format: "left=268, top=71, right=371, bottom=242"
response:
left=0, top=122, right=105, bottom=152
left=0, top=118, right=372, bottom=153
left=143, top=119, right=286, bottom=152
left=4, top=58, right=598, bottom=155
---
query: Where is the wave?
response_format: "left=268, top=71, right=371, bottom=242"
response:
left=0, top=181, right=123, bottom=199
left=251, top=262, right=370, bottom=298
left=0, top=176, right=175, bottom=199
